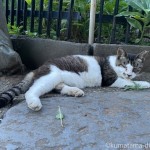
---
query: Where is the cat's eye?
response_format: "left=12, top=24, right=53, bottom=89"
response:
left=122, top=61, right=127, bottom=67
left=134, top=63, right=138, bottom=67
left=133, top=67, right=142, bottom=73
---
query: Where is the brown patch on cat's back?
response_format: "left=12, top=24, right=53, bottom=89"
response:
left=33, top=55, right=88, bottom=79
left=46, top=55, right=88, bottom=74
left=34, top=64, right=50, bottom=79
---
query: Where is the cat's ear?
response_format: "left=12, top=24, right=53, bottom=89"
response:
left=136, top=50, right=149, bottom=61
left=117, top=47, right=127, bottom=57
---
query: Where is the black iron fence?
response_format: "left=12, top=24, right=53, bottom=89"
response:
left=3, top=0, right=130, bottom=43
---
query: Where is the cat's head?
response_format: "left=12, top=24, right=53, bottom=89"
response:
left=115, top=48, right=148, bottom=79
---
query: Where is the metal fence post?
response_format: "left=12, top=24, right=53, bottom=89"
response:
left=88, top=0, right=96, bottom=45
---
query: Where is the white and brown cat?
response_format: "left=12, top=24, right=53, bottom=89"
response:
left=0, top=48, right=149, bottom=111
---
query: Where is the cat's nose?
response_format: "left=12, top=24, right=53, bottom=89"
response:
left=127, top=74, right=132, bottom=77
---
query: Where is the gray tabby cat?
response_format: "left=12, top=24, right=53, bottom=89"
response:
left=0, top=48, right=149, bottom=111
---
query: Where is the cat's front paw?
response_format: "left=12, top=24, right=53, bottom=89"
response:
left=26, top=98, right=42, bottom=111
left=136, top=81, right=150, bottom=88
left=61, top=87, right=85, bottom=97
left=141, top=81, right=150, bottom=88
left=73, top=88, right=85, bottom=97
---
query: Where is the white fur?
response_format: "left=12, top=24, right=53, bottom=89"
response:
left=25, top=56, right=102, bottom=110
left=25, top=65, right=62, bottom=111
left=110, top=78, right=134, bottom=88
left=111, top=78, right=150, bottom=88
left=60, top=55, right=102, bottom=88
left=61, top=85, right=85, bottom=97
left=132, top=81, right=150, bottom=88
left=126, top=64, right=133, bottom=76
left=25, top=72, right=34, bottom=79
left=109, top=56, right=136, bottom=79
left=25, top=55, right=150, bottom=111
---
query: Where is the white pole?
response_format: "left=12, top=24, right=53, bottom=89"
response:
left=88, top=0, right=96, bottom=45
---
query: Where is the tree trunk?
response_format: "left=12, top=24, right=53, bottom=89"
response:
left=0, top=0, right=23, bottom=75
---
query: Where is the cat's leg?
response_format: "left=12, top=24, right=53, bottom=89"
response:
left=132, top=81, right=150, bottom=88
left=110, top=78, right=150, bottom=88
left=25, top=72, right=62, bottom=111
left=55, top=83, right=85, bottom=97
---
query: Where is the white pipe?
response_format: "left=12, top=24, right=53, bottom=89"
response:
left=88, top=0, right=96, bottom=45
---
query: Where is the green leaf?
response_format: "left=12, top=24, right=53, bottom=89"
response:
left=144, top=0, right=150, bottom=10
left=124, top=82, right=144, bottom=91
left=145, top=25, right=150, bottom=29
left=116, top=11, right=144, bottom=18
left=126, top=0, right=145, bottom=12
left=56, top=106, right=64, bottom=127
left=56, top=113, right=64, bottom=120
left=25, top=0, right=31, bottom=5
left=126, top=17, right=142, bottom=32
left=135, top=38, right=141, bottom=43
left=145, top=13, right=150, bottom=25
left=126, top=0, right=150, bottom=14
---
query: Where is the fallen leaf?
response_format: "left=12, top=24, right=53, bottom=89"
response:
left=56, top=106, right=64, bottom=127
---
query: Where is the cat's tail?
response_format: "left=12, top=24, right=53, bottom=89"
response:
left=0, top=72, right=34, bottom=108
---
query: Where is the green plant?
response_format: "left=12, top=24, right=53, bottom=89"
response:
left=4, top=0, right=132, bottom=43
left=25, top=30, right=38, bottom=37
left=116, top=0, right=150, bottom=44
left=25, top=0, right=49, bottom=10
left=7, top=23, right=23, bottom=35
left=104, top=0, right=127, bottom=15
left=56, top=106, right=64, bottom=127
left=124, top=82, right=144, bottom=91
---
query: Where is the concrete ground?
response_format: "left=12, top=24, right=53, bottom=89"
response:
left=0, top=73, right=150, bottom=150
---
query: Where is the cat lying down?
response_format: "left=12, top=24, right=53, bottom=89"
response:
left=0, top=48, right=149, bottom=111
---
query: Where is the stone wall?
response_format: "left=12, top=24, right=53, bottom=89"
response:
left=11, top=36, right=150, bottom=72
left=12, top=36, right=90, bottom=69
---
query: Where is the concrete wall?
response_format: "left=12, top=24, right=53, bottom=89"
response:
left=11, top=36, right=150, bottom=72
left=12, top=36, right=90, bottom=69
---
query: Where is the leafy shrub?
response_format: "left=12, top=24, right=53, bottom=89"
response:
left=117, top=0, right=150, bottom=44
